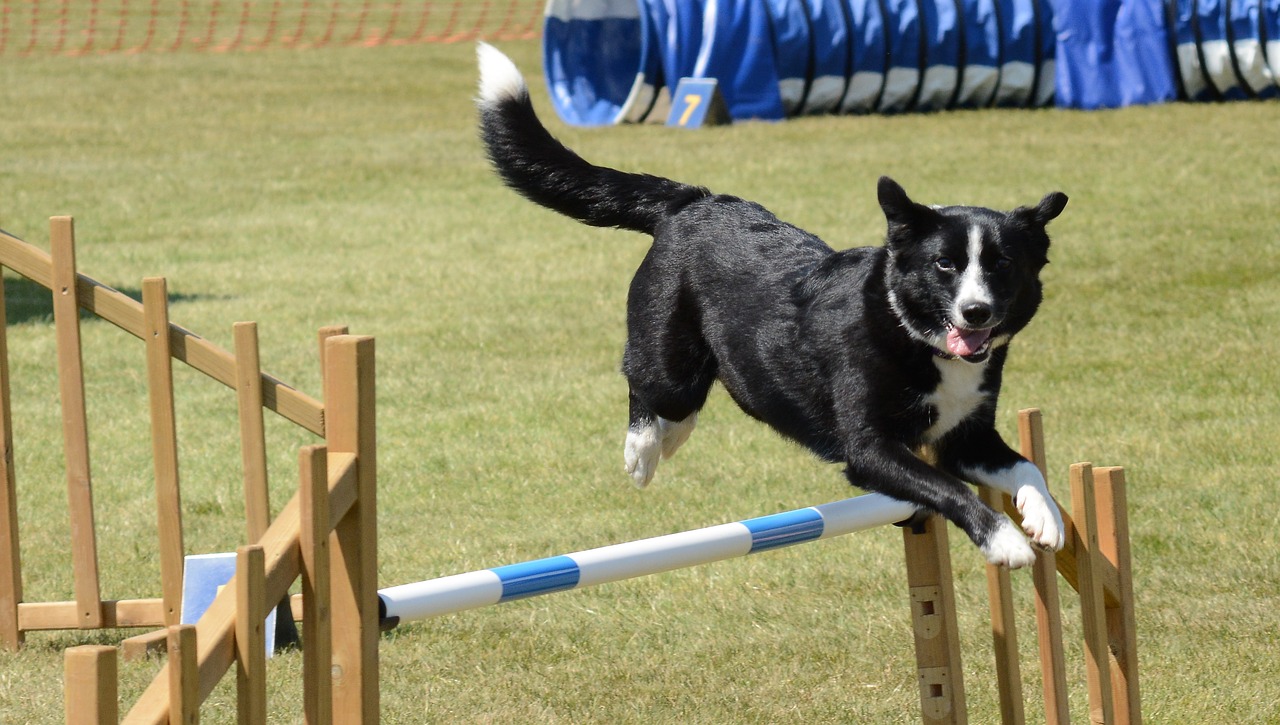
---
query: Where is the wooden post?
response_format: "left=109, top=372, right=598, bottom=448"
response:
left=324, top=335, right=378, bottom=724
left=300, top=445, right=334, bottom=725
left=1071, top=463, right=1116, bottom=724
left=168, top=624, right=199, bottom=724
left=51, top=216, right=103, bottom=628
left=143, top=277, right=184, bottom=627
left=980, top=486, right=1024, bottom=725
left=317, top=325, right=348, bottom=387
left=64, top=644, right=118, bottom=724
left=0, top=272, right=22, bottom=650
left=236, top=545, right=267, bottom=723
left=234, top=321, right=270, bottom=543
left=903, top=515, right=966, bottom=725
left=1018, top=408, right=1070, bottom=725
left=1093, top=466, right=1141, bottom=724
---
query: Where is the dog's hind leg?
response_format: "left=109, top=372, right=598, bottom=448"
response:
left=621, top=344, right=716, bottom=488
left=660, top=412, right=697, bottom=458
left=624, top=393, right=702, bottom=488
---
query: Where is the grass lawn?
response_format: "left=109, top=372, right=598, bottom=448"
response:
left=1, top=35, right=1278, bottom=723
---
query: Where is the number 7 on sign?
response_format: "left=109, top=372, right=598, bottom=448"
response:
left=677, top=94, right=702, bottom=126
left=666, top=78, right=730, bottom=128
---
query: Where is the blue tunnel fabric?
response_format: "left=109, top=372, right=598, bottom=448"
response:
left=955, top=0, right=1000, bottom=107
left=543, top=0, right=659, bottom=126
left=541, top=0, right=1279, bottom=125
left=1267, top=0, right=1280, bottom=90
left=1227, top=0, right=1279, bottom=98
left=804, top=0, right=856, bottom=113
left=841, top=0, right=889, bottom=112
left=1050, top=0, right=1177, bottom=109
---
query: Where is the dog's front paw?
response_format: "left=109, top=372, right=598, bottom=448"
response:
left=624, top=426, right=662, bottom=488
left=1015, top=485, right=1065, bottom=551
left=981, top=519, right=1037, bottom=569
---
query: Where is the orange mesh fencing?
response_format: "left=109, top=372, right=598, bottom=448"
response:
left=0, top=0, right=543, bottom=57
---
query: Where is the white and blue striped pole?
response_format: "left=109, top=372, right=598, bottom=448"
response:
left=377, top=493, right=917, bottom=628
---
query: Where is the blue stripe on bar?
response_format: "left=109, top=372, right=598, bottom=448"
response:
left=743, top=508, right=824, bottom=553
left=494, top=556, right=581, bottom=602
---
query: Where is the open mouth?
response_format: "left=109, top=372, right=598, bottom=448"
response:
left=944, top=323, right=993, bottom=361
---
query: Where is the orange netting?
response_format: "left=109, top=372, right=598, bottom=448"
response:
left=0, top=0, right=544, bottom=56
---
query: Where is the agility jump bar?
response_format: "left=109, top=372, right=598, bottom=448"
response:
left=377, top=493, right=917, bottom=628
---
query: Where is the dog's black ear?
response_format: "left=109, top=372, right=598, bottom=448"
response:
left=1013, top=191, right=1068, bottom=227
left=878, top=176, right=938, bottom=232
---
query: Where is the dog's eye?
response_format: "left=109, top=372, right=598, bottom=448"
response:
left=935, top=257, right=956, bottom=272
left=995, top=256, right=1013, bottom=271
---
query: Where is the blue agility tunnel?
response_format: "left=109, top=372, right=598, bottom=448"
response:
left=542, top=0, right=1279, bottom=125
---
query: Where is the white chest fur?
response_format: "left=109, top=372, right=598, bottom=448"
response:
left=922, top=357, right=988, bottom=442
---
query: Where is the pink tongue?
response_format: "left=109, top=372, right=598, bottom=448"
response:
left=947, top=327, right=991, bottom=357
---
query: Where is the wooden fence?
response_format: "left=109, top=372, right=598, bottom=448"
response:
left=0, top=216, right=379, bottom=721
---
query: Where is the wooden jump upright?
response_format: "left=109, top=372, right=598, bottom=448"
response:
left=902, top=409, right=1141, bottom=724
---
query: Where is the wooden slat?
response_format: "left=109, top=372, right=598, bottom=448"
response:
left=122, top=628, right=171, bottom=661
left=123, top=452, right=359, bottom=723
left=980, top=486, right=1023, bottom=725
left=64, top=644, right=118, bottom=725
left=19, top=598, right=166, bottom=630
left=50, top=217, right=102, bottom=628
left=1071, top=463, right=1115, bottom=725
left=324, top=335, right=379, bottom=724
left=317, top=325, right=349, bottom=387
left=234, top=322, right=271, bottom=542
left=1094, top=466, right=1142, bottom=724
left=0, top=227, right=324, bottom=435
left=167, top=625, right=198, bottom=725
left=1017, top=408, right=1069, bottom=725
left=903, top=515, right=967, bottom=725
left=300, top=445, right=333, bottom=725
left=0, top=273, right=22, bottom=650
left=236, top=545, right=267, bottom=724
left=143, top=277, right=185, bottom=627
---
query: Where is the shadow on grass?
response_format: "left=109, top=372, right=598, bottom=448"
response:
left=3, top=275, right=205, bottom=326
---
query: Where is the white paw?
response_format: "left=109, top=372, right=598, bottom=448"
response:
left=1015, top=485, right=1065, bottom=551
left=659, top=413, right=697, bottom=459
left=623, top=425, right=662, bottom=488
left=981, top=519, right=1037, bottom=569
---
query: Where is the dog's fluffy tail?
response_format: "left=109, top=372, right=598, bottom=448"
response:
left=476, top=43, right=708, bottom=236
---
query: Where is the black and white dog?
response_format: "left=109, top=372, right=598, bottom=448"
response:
left=476, top=44, right=1066, bottom=567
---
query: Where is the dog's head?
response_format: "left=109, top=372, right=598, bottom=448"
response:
left=877, top=176, right=1067, bottom=363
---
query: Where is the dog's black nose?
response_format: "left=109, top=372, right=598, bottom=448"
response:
left=960, top=302, right=993, bottom=326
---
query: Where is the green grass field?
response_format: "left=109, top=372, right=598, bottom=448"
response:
left=1, top=37, right=1278, bottom=723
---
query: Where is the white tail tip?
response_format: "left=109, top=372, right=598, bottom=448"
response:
left=476, top=42, right=526, bottom=106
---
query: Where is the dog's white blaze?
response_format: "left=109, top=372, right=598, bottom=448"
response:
left=476, top=42, right=526, bottom=105
left=954, top=224, right=993, bottom=318
left=922, top=357, right=987, bottom=441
